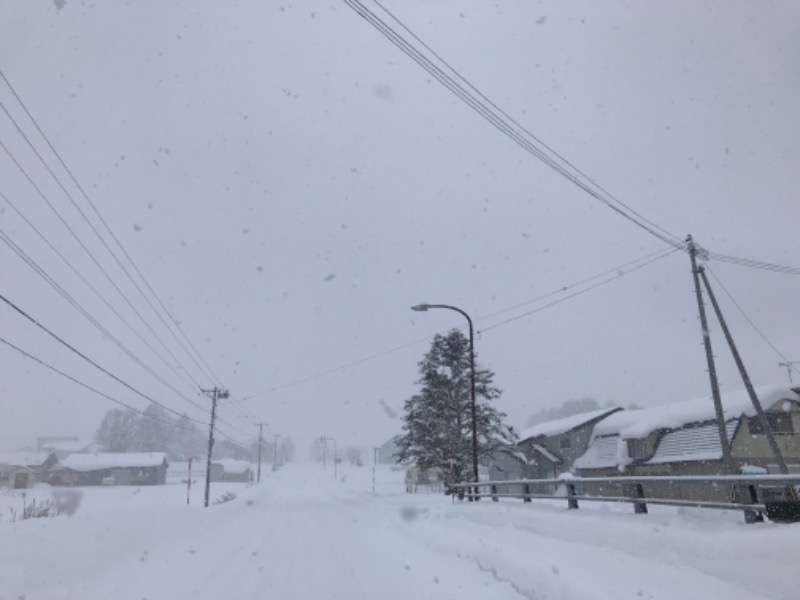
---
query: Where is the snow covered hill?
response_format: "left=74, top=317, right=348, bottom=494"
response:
left=1, top=463, right=797, bottom=599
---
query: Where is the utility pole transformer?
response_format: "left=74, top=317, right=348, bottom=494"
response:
left=687, top=235, right=735, bottom=472
left=202, top=387, right=229, bottom=507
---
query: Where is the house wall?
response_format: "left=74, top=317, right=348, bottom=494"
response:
left=221, top=470, right=251, bottom=483
left=520, top=422, right=599, bottom=479
left=62, top=464, right=167, bottom=486
left=731, top=414, right=800, bottom=466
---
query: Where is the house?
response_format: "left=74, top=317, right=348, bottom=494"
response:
left=0, top=452, right=58, bottom=489
left=516, top=407, right=623, bottom=479
left=55, top=452, right=169, bottom=486
left=574, top=385, right=800, bottom=501
left=210, top=459, right=252, bottom=482
left=37, top=436, right=94, bottom=460
left=375, top=436, right=400, bottom=465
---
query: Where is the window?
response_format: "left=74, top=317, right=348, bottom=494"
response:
left=559, top=437, right=571, bottom=449
left=748, top=413, right=794, bottom=435
left=626, top=438, right=647, bottom=459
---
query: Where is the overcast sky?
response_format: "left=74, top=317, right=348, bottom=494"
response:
left=1, top=1, right=799, bottom=454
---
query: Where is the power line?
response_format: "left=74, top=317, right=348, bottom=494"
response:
left=371, top=0, right=683, bottom=248
left=344, top=0, right=686, bottom=250
left=0, top=291, right=205, bottom=424
left=1, top=73, right=256, bottom=435
left=478, top=248, right=679, bottom=334
left=0, top=71, right=223, bottom=388
left=0, top=189, right=202, bottom=395
left=706, top=252, right=800, bottom=276
left=0, top=335, right=203, bottom=430
left=0, top=137, right=210, bottom=391
left=0, top=229, right=211, bottom=417
left=348, top=4, right=800, bottom=282
left=241, top=247, right=678, bottom=401
left=477, top=246, right=675, bottom=322
left=703, top=262, right=800, bottom=379
left=0, top=230, right=255, bottom=435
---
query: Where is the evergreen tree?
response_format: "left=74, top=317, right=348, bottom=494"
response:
left=396, top=329, right=516, bottom=484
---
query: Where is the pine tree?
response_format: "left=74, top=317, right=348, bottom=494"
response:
left=396, top=328, right=516, bottom=484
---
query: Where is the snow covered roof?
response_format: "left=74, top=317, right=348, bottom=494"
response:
left=530, top=443, right=561, bottom=464
left=592, top=385, right=798, bottom=440
left=573, top=436, right=620, bottom=470
left=519, top=407, right=622, bottom=441
left=575, top=385, right=799, bottom=470
left=0, top=452, right=53, bottom=468
left=213, top=459, right=251, bottom=474
left=39, top=439, right=92, bottom=453
left=60, top=452, right=168, bottom=472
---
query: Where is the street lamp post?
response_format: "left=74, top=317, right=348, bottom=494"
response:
left=411, top=303, right=479, bottom=494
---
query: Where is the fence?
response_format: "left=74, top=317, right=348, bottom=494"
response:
left=451, top=474, right=800, bottom=524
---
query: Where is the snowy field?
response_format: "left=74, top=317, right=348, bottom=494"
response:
left=1, top=464, right=797, bottom=600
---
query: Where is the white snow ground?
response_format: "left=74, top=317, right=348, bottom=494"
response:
left=1, top=464, right=797, bottom=600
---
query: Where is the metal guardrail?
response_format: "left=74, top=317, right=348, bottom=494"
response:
left=450, top=474, right=800, bottom=524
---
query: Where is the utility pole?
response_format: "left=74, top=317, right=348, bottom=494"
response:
left=320, top=436, right=337, bottom=478
left=700, top=267, right=789, bottom=474
left=778, top=362, right=799, bottom=386
left=255, top=423, right=266, bottom=483
left=202, top=387, right=229, bottom=508
left=372, top=447, right=378, bottom=495
left=687, top=235, right=735, bottom=472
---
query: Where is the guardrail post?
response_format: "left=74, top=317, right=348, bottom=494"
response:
left=491, top=484, right=498, bottom=502
left=738, top=483, right=763, bottom=524
left=633, top=483, right=648, bottom=514
left=567, top=483, right=578, bottom=510
left=523, top=483, right=531, bottom=503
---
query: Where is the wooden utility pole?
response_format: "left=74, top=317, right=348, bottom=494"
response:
left=687, top=235, right=734, bottom=472
left=202, top=387, right=229, bottom=507
left=255, top=423, right=266, bottom=483
left=699, top=267, right=789, bottom=474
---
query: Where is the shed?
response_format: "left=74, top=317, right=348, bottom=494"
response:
left=211, top=459, right=252, bottom=482
left=57, top=452, right=169, bottom=486
left=0, top=452, right=58, bottom=489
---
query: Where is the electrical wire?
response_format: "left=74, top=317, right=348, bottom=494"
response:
left=0, top=291, right=206, bottom=425
left=0, top=230, right=214, bottom=419
left=706, top=252, right=800, bottom=276
left=0, top=71, right=224, bottom=388
left=0, top=137, right=210, bottom=391
left=344, top=0, right=686, bottom=250
left=0, top=190, right=202, bottom=395
left=0, top=336, right=202, bottom=431
left=477, top=246, right=675, bottom=322
left=371, top=0, right=683, bottom=248
left=703, top=262, right=800, bottom=379
left=241, top=247, right=678, bottom=401
left=478, top=248, right=679, bottom=334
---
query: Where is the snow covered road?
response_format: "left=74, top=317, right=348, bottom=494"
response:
left=2, top=465, right=797, bottom=599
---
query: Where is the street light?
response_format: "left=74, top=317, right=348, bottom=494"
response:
left=411, top=303, right=479, bottom=491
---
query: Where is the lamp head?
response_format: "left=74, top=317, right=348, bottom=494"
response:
left=410, top=304, right=430, bottom=312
